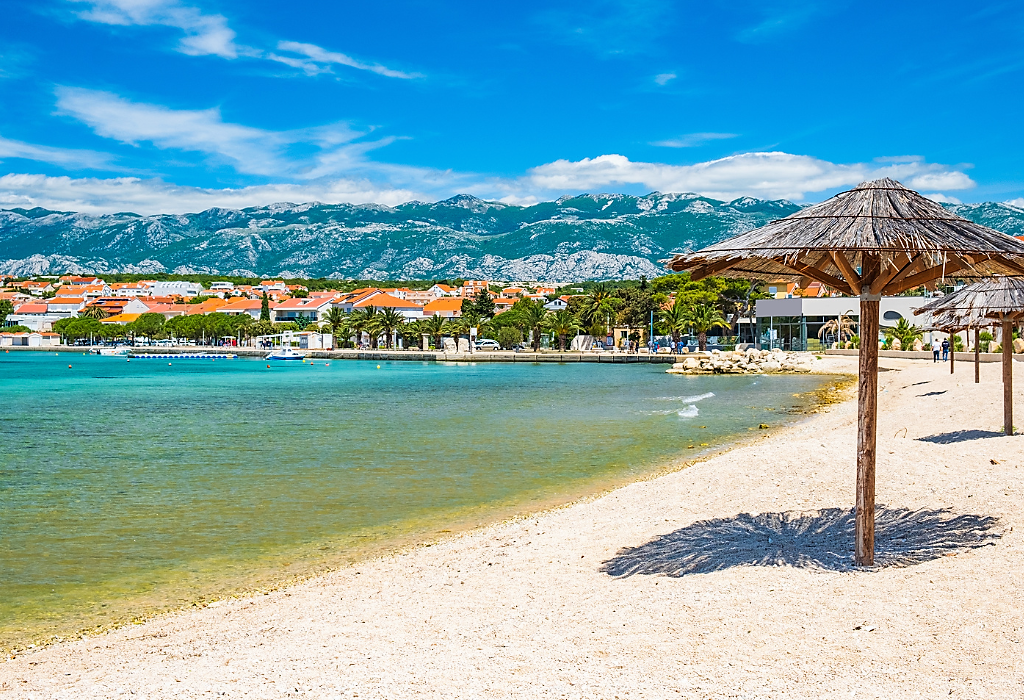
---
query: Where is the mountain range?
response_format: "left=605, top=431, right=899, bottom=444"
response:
left=2, top=193, right=1023, bottom=281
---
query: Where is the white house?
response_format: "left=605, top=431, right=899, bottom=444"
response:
left=273, top=297, right=335, bottom=323
left=147, top=281, right=203, bottom=297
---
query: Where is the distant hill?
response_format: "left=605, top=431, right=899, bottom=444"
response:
left=1, top=193, right=1021, bottom=281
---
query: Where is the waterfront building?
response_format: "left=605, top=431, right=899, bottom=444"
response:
left=755, top=295, right=932, bottom=350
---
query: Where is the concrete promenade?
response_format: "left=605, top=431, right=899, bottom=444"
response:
left=5, top=345, right=686, bottom=363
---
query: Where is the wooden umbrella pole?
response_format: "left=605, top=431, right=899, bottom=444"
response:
left=975, top=326, right=981, bottom=384
left=856, top=292, right=880, bottom=566
left=1003, top=317, right=1013, bottom=436
left=950, top=329, right=955, bottom=374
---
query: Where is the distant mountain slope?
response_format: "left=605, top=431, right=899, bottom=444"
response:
left=1, top=193, right=1021, bottom=281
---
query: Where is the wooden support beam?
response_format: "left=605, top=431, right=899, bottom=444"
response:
left=829, top=251, right=861, bottom=290
left=883, top=257, right=967, bottom=296
left=1003, top=317, right=1014, bottom=436
left=950, top=329, right=956, bottom=374
left=856, top=296, right=879, bottom=567
left=776, top=257, right=855, bottom=296
left=975, top=326, right=980, bottom=384
left=690, top=258, right=740, bottom=281
left=870, top=253, right=920, bottom=296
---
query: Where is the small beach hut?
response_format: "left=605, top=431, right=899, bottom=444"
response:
left=915, top=276, right=1024, bottom=436
left=665, top=178, right=1024, bottom=566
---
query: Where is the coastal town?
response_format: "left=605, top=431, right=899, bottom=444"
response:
left=3, top=272, right=1022, bottom=358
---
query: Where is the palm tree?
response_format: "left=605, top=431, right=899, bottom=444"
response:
left=80, top=304, right=109, bottom=320
left=422, top=314, right=446, bottom=349
left=660, top=297, right=688, bottom=346
left=817, top=310, right=857, bottom=348
left=682, top=303, right=730, bottom=352
left=350, top=306, right=378, bottom=348
left=324, top=307, right=350, bottom=347
left=375, top=307, right=405, bottom=349
left=543, top=309, right=581, bottom=351
left=885, top=317, right=922, bottom=351
left=512, top=298, right=547, bottom=352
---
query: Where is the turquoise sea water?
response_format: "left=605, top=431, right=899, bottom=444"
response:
left=0, top=352, right=832, bottom=649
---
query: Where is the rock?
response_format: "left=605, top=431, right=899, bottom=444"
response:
left=764, top=360, right=782, bottom=372
left=1014, top=338, right=1024, bottom=354
left=912, top=338, right=924, bottom=352
left=891, top=338, right=901, bottom=351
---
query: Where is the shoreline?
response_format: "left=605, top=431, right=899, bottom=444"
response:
left=5, top=355, right=1023, bottom=697
left=0, top=369, right=849, bottom=656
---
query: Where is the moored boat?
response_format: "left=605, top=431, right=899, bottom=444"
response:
left=266, top=347, right=306, bottom=360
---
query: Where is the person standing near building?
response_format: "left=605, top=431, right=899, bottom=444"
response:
left=932, top=338, right=941, bottom=362
left=941, top=337, right=950, bottom=362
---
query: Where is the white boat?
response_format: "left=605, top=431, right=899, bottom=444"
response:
left=92, top=346, right=130, bottom=356
left=266, top=347, right=306, bottom=361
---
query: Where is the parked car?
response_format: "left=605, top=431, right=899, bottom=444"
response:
left=473, top=339, right=501, bottom=351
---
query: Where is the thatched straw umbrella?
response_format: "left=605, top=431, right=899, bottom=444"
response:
left=666, top=178, right=1024, bottom=566
left=915, top=277, right=1024, bottom=435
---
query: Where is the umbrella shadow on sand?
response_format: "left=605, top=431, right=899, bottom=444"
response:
left=917, top=430, right=1006, bottom=444
left=600, top=506, right=1001, bottom=577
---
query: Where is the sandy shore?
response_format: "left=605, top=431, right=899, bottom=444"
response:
left=3, top=355, right=1023, bottom=699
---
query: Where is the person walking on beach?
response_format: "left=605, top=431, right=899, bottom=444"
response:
left=941, top=337, right=950, bottom=362
left=932, top=338, right=941, bottom=362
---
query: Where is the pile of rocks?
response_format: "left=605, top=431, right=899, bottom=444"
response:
left=666, top=348, right=818, bottom=375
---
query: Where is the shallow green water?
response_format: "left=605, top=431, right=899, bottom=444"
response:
left=0, top=352, right=831, bottom=648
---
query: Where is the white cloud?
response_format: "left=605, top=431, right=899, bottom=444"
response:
left=68, top=1, right=419, bottom=80
left=513, top=151, right=977, bottom=202
left=68, top=0, right=239, bottom=58
left=1005, top=198, right=1024, bottom=208
left=650, top=132, right=738, bottom=148
left=0, top=173, right=424, bottom=215
left=922, top=193, right=962, bottom=205
left=653, top=72, right=676, bottom=86
left=54, top=87, right=378, bottom=177
left=0, top=135, right=112, bottom=169
left=268, top=41, right=421, bottom=80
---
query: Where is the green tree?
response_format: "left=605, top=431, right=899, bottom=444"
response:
left=0, top=299, right=13, bottom=325
left=660, top=297, right=688, bottom=346
left=324, top=307, right=349, bottom=347
left=374, top=307, right=406, bottom=349
left=682, top=303, right=730, bottom=352
left=577, top=283, right=621, bottom=329
left=260, top=292, right=270, bottom=322
left=542, top=309, right=581, bottom=351
left=615, top=286, right=666, bottom=337
left=884, top=317, right=923, bottom=351
left=53, top=317, right=105, bottom=343
left=511, top=298, right=547, bottom=352
left=496, top=326, right=523, bottom=350
left=421, top=314, right=447, bottom=349
left=229, top=313, right=254, bottom=341
left=460, top=288, right=496, bottom=319
left=132, top=312, right=166, bottom=341
left=399, top=319, right=424, bottom=349
left=351, top=306, right=379, bottom=348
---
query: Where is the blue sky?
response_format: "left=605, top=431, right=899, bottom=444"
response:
left=1, top=0, right=1022, bottom=213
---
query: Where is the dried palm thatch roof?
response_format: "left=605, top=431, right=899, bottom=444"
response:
left=666, top=178, right=1024, bottom=296
left=914, top=276, right=1024, bottom=327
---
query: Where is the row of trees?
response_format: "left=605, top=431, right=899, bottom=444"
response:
left=42, top=274, right=749, bottom=351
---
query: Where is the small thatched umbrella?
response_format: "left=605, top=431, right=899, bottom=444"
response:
left=915, top=277, right=1024, bottom=435
left=666, top=178, right=1024, bottom=566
